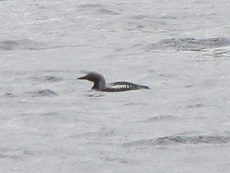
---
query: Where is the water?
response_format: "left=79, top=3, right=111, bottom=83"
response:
left=1, top=0, right=230, bottom=172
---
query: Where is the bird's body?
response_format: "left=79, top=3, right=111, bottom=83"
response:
left=78, top=72, right=150, bottom=92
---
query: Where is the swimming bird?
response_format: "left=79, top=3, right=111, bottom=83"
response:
left=78, top=72, right=150, bottom=92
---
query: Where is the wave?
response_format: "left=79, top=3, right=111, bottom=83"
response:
left=123, top=135, right=230, bottom=147
left=148, top=37, right=230, bottom=51
left=0, top=39, right=44, bottom=51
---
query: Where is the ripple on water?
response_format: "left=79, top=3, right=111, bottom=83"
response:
left=148, top=37, right=230, bottom=51
left=123, top=135, right=230, bottom=147
left=25, top=89, right=58, bottom=97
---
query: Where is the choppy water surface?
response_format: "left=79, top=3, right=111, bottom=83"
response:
left=1, top=0, right=230, bottom=172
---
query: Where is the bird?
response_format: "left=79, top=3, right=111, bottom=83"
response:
left=78, top=72, right=150, bottom=92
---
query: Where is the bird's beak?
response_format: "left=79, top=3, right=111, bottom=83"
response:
left=78, top=75, right=87, bottom=80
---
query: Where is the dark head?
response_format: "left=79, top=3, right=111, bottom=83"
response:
left=78, top=72, right=106, bottom=90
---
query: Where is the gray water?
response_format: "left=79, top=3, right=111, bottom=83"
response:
left=1, top=0, right=230, bottom=172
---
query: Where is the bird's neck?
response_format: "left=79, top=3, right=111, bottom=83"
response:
left=92, top=80, right=106, bottom=90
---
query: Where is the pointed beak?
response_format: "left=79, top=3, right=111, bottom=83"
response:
left=78, top=75, right=87, bottom=80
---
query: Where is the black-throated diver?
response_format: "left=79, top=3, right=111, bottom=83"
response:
left=78, top=72, right=150, bottom=92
